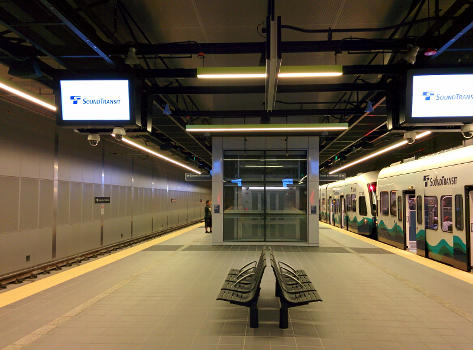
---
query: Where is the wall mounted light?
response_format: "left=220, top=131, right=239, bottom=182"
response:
left=186, top=123, right=348, bottom=133
left=0, top=81, right=56, bottom=111
left=112, top=135, right=202, bottom=174
left=196, top=65, right=343, bottom=79
left=328, top=131, right=431, bottom=174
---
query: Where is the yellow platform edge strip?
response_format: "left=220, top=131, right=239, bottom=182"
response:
left=319, top=222, right=473, bottom=286
left=0, top=223, right=201, bottom=309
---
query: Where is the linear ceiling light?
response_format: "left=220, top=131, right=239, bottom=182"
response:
left=328, top=131, right=431, bottom=174
left=278, top=65, right=343, bottom=78
left=247, top=186, right=288, bottom=190
left=0, top=81, right=57, bottom=111
left=186, top=123, right=348, bottom=133
left=244, top=165, right=283, bottom=168
left=197, top=65, right=343, bottom=79
left=197, top=66, right=266, bottom=79
left=113, top=135, right=202, bottom=174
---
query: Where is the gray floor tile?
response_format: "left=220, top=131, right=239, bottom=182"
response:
left=2, top=225, right=473, bottom=350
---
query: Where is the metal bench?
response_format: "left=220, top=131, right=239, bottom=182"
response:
left=269, top=248, right=322, bottom=329
left=217, top=249, right=266, bottom=328
left=225, top=249, right=265, bottom=284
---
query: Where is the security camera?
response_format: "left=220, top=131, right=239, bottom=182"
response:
left=87, top=134, right=100, bottom=147
left=402, top=45, right=419, bottom=65
left=403, top=131, right=417, bottom=145
left=461, top=123, right=473, bottom=139
left=112, top=127, right=126, bottom=141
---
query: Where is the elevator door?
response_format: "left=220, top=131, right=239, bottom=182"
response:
left=223, top=150, right=307, bottom=242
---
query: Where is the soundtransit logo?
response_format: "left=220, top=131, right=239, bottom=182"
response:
left=70, top=95, right=120, bottom=105
left=422, top=91, right=473, bottom=101
left=70, top=96, right=81, bottom=104
left=423, top=174, right=458, bottom=187
left=422, top=91, right=434, bottom=100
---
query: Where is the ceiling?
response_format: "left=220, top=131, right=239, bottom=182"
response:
left=0, top=0, right=472, bottom=174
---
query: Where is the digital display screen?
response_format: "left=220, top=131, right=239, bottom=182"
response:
left=59, top=80, right=131, bottom=121
left=411, top=74, right=473, bottom=118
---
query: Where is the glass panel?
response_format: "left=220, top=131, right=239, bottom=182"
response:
left=390, top=191, right=397, bottom=216
left=417, top=195, right=422, bottom=224
left=359, top=196, right=367, bottom=216
left=425, top=196, right=438, bottom=230
left=380, top=191, right=389, bottom=215
left=455, top=194, right=464, bottom=231
left=352, top=194, right=356, bottom=212
left=223, top=150, right=307, bottom=242
left=223, top=151, right=265, bottom=241
left=441, top=195, right=453, bottom=233
left=265, top=150, right=307, bottom=242
left=397, top=196, right=402, bottom=221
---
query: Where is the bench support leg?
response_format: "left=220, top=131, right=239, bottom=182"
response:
left=279, top=301, right=288, bottom=329
left=275, top=280, right=280, bottom=297
left=249, top=301, right=259, bottom=328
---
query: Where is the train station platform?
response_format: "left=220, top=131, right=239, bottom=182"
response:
left=1, top=223, right=473, bottom=350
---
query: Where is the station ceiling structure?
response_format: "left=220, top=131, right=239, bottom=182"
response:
left=0, top=0, right=472, bottom=174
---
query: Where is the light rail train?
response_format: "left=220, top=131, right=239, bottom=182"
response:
left=320, top=144, right=473, bottom=271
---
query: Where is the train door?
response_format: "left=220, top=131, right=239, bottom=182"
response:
left=467, top=187, right=473, bottom=271
left=341, top=196, right=346, bottom=229
left=404, top=192, right=416, bottom=252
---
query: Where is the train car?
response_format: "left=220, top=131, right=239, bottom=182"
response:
left=322, top=171, right=378, bottom=236
left=377, top=145, right=473, bottom=271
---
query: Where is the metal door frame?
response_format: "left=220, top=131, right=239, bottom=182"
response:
left=402, top=190, right=415, bottom=250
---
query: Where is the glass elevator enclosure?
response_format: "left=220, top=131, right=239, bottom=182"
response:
left=222, top=150, right=307, bottom=242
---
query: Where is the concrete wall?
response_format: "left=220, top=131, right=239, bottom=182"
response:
left=0, top=100, right=210, bottom=275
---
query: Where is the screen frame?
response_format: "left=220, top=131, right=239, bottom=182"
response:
left=405, top=67, right=473, bottom=124
left=56, top=73, right=138, bottom=127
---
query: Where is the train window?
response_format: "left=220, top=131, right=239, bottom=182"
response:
left=441, top=195, right=453, bottom=233
left=455, top=194, right=463, bottom=231
left=397, top=196, right=402, bottom=221
left=347, top=195, right=352, bottom=212
left=352, top=194, right=356, bottom=212
left=390, top=191, right=397, bottom=216
left=380, top=191, right=389, bottom=215
left=424, top=196, right=438, bottom=230
left=416, top=195, right=422, bottom=224
left=359, top=196, right=367, bottom=216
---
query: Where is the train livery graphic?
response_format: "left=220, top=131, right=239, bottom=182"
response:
left=321, top=144, right=473, bottom=272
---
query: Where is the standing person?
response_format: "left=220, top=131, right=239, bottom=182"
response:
left=204, top=200, right=212, bottom=233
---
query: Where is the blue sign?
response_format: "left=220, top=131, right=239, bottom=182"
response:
left=231, top=179, right=242, bottom=187
left=282, top=178, right=293, bottom=188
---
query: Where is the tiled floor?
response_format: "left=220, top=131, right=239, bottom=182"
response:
left=1, top=224, right=473, bottom=350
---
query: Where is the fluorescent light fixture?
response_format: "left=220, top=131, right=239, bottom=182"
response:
left=187, top=123, right=348, bottom=133
left=197, top=65, right=343, bottom=79
left=197, top=66, right=265, bottom=79
left=0, top=81, right=56, bottom=111
left=247, top=186, right=288, bottom=190
left=245, top=165, right=283, bottom=168
left=329, top=131, right=431, bottom=174
left=113, top=135, right=201, bottom=174
left=224, top=158, right=306, bottom=161
left=278, top=65, right=343, bottom=78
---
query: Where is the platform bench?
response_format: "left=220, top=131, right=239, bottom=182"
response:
left=217, top=249, right=266, bottom=328
left=269, top=248, right=322, bottom=328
